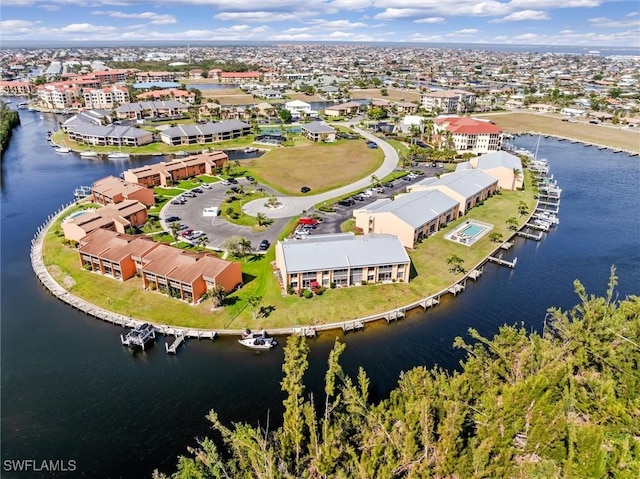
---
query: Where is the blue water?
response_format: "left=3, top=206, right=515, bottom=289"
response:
left=1, top=107, right=639, bottom=478
left=460, top=223, right=484, bottom=237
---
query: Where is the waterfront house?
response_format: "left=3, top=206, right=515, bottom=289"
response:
left=353, top=190, right=460, bottom=248
left=78, top=229, right=158, bottom=281
left=63, top=200, right=149, bottom=242
left=300, top=122, right=336, bottom=142
left=324, top=101, right=363, bottom=117
left=285, top=100, right=316, bottom=118
left=421, top=89, right=476, bottom=114
left=91, top=176, right=155, bottom=207
left=62, top=121, right=154, bottom=147
left=434, top=116, right=503, bottom=153
left=275, top=233, right=410, bottom=293
left=158, top=120, right=251, bottom=146
left=136, top=88, right=196, bottom=104
left=140, top=244, right=242, bottom=302
left=115, top=100, right=190, bottom=121
left=220, top=71, right=261, bottom=84
left=122, top=151, right=228, bottom=187
left=469, top=151, right=524, bottom=190
left=408, top=169, right=498, bottom=216
left=82, top=86, right=130, bottom=110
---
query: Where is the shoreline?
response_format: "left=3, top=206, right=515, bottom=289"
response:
left=30, top=200, right=532, bottom=340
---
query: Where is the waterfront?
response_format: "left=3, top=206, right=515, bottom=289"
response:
left=1, top=108, right=639, bottom=478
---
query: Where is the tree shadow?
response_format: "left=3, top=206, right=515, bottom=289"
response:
left=409, top=261, right=419, bottom=280
left=223, top=296, right=240, bottom=307
left=259, top=305, right=276, bottom=318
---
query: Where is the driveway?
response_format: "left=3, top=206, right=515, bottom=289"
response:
left=241, top=126, right=399, bottom=218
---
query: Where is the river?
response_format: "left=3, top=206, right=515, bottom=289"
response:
left=1, top=108, right=639, bottom=478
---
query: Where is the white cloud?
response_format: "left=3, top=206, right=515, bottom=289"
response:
left=213, top=11, right=305, bottom=22
left=415, top=17, right=445, bottom=24
left=308, top=19, right=369, bottom=28
left=490, top=10, right=550, bottom=23
left=588, top=16, right=640, bottom=28
left=91, top=10, right=177, bottom=25
left=374, top=8, right=424, bottom=20
left=446, top=28, right=479, bottom=36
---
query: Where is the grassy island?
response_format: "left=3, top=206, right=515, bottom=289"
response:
left=41, top=140, right=537, bottom=330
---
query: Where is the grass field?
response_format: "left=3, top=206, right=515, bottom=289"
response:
left=478, top=112, right=640, bottom=153
left=42, top=168, right=536, bottom=330
left=244, top=138, right=384, bottom=195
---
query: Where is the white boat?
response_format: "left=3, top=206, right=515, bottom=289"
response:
left=55, top=146, right=71, bottom=154
left=120, top=323, right=156, bottom=351
left=173, top=150, right=189, bottom=157
left=238, top=330, right=277, bottom=350
left=80, top=150, right=99, bottom=158
left=108, top=152, right=130, bottom=160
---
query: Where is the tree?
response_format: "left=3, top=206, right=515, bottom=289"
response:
left=208, top=285, right=226, bottom=308
left=196, top=235, right=209, bottom=249
left=512, top=168, right=522, bottom=190
left=370, top=174, right=380, bottom=188
left=256, top=212, right=272, bottom=227
left=238, top=237, right=252, bottom=261
left=489, top=232, right=503, bottom=243
left=446, top=254, right=465, bottom=274
left=517, top=200, right=529, bottom=217
left=247, top=295, right=262, bottom=320
left=278, top=108, right=292, bottom=124
left=506, top=216, right=519, bottom=231
left=160, top=271, right=640, bottom=479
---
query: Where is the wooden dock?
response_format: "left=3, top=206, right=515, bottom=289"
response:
left=385, top=309, right=406, bottom=323
left=516, top=230, right=543, bottom=241
left=292, top=326, right=317, bottom=337
left=500, top=241, right=514, bottom=250
left=448, top=282, right=466, bottom=296
left=342, top=320, right=364, bottom=333
left=468, top=269, right=483, bottom=280
left=165, top=333, right=185, bottom=354
left=488, top=255, right=518, bottom=268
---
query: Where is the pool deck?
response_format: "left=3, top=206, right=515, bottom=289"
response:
left=445, top=219, right=494, bottom=247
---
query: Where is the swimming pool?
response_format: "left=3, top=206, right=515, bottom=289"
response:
left=445, top=220, right=493, bottom=246
left=459, top=223, right=485, bottom=238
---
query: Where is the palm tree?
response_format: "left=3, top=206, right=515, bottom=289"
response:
left=169, top=222, right=181, bottom=240
left=256, top=212, right=271, bottom=227
left=238, top=237, right=252, bottom=261
left=196, top=235, right=209, bottom=249
left=446, top=254, right=465, bottom=274
left=208, top=285, right=226, bottom=309
left=517, top=201, right=529, bottom=217
left=370, top=174, right=380, bottom=188
left=512, top=168, right=522, bottom=190
left=247, top=295, right=263, bottom=320
left=506, top=216, right=519, bottom=231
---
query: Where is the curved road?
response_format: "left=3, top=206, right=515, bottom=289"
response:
left=241, top=126, right=399, bottom=218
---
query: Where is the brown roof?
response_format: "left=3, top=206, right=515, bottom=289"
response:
left=67, top=200, right=146, bottom=233
left=79, top=228, right=134, bottom=257
left=141, top=244, right=231, bottom=284
left=92, top=175, right=149, bottom=199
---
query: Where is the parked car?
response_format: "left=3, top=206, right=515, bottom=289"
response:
left=367, top=142, right=379, bottom=149
left=181, top=229, right=193, bottom=238
left=171, top=198, right=187, bottom=205
left=220, top=179, right=230, bottom=186
left=353, top=194, right=365, bottom=201
left=300, top=186, right=311, bottom=193
left=192, top=188, right=204, bottom=193
left=245, top=175, right=255, bottom=182
left=383, top=181, right=394, bottom=188
left=227, top=178, right=238, bottom=184
left=201, top=183, right=212, bottom=189
left=259, top=239, right=270, bottom=251
left=299, top=217, right=319, bottom=226
left=189, top=231, right=205, bottom=240
left=338, top=199, right=356, bottom=207
left=165, top=216, right=180, bottom=223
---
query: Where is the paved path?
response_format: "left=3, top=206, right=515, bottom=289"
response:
left=241, top=126, right=400, bottom=218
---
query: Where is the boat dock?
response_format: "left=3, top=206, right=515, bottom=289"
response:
left=165, top=333, right=185, bottom=354
left=342, top=320, right=364, bottom=333
left=488, top=255, right=518, bottom=268
left=448, top=282, right=466, bottom=295
left=121, top=323, right=156, bottom=350
left=385, top=308, right=406, bottom=323
left=516, top=230, right=543, bottom=241
left=293, top=326, right=317, bottom=337
left=468, top=268, right=483, bottom=280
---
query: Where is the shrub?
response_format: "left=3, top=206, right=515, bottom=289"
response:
left=302, top=289, right=313, bottom=299
left=330, top=282, right=336, bottom=289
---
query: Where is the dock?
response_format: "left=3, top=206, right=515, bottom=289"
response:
left=500, top=241, right=514, bottom=250
left=165, top=333, right=185, bottom=354
left=488, top=255, right=518, bottom=268
left=448, top=282, right=466, bottom=296
left=342, top=320, right=364, bottom=333
left=385, top=309, right=406, bottom=323
left=292, top=326, right=317, bottom=337
left=516, top=230, right=543, bottom=241
left=468, top=268, right=483, bottom=280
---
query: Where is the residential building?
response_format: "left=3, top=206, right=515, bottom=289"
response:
left=77, top=229, right=242, bottom=302
left=158, top=120, right=251, bottom=146
left=285, top=100, right=317, bottom=117
left=421, top=89, right=476, bottom=114
left=140, top=243, right=242, bottom=302
left=136, top=88, right=196, bottom=104
left=300, top=122, right=336, bottom=142
left=219, top=71, right=261, bottom=83
left=275, top=233, right=411, bottom=292
left=62, top=121, right=154, bottom=147
left=408, top=169, right=499, bottom=216
left=62, top=200, right=149, bottom=242
left=0, top=81, right=34, bottom=96
left=135, top=71, right=182, bottom=83
left=36, top=83, right=80, bottom=110
left=434, top=116, right=503, bottom=153
left=82, top=86, right=130, bottom=109
left=123, top=151, right=228, bottom=187
left=115, top=100, right=190, bottom=120
left=91, top=175, right=155, bottom=207
left=324, top=101, right=363, bottom=117
left=469, top=151, right=523, bottom=190
left=353, top=190, right=460, bottom=248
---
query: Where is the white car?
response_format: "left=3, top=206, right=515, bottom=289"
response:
left=220, top=179, right=230, bottom=186
left=201, top=183, right=212, bottom=189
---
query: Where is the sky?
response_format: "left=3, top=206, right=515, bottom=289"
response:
left=1, top=0, right=639, bottom=48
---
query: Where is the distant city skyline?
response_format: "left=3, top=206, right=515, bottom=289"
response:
left=1, top=0, right=639, bottom=48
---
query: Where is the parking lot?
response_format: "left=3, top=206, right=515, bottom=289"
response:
left=161, top=179, right=290, bottom=252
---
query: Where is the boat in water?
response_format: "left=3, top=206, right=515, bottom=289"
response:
left=55, top=146, right=71, bottom=154
left=80, top=150, right=100, bottom=158
left=238, top=329, right=277, bottom=350
left=108, top=152, right=130, bottom=160
left=120, top=323, right=156, bottom=350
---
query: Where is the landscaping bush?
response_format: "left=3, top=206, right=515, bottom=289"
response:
left=302, top=289, right=313, bottom=299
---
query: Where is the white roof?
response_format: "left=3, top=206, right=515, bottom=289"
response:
left=414, top=169, right=497, bottom=198
left=279, top=233, right=409, bottom=273
left=285, top=100, right=311, bottom=108
left=476, top=151, right=522, bottom=170
left=362, top=190, right=459, bottom=228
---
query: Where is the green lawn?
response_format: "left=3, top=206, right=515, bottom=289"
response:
left=153, top=187, right=185, bottom=197
left=42, top=171, right=537, bottom=330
